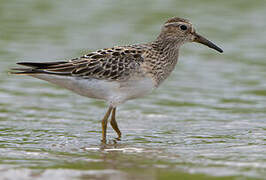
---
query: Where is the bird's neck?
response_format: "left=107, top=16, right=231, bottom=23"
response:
left=152, top=37, right=181, bottom=59
left=146, top=38, right=180, bottom=87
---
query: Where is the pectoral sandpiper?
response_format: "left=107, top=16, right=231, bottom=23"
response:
left=11, top=17, right=223, bottom=143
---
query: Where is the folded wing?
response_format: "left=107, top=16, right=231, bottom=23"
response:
left=11, top=46, right=145, bottom=81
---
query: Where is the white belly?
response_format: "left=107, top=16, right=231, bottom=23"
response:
left=31, top=74, right=154, bottom=106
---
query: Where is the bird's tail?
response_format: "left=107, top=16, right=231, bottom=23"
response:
left=10, top=61, right=73, bottom=75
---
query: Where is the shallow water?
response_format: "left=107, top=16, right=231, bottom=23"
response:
left=0, top=0, right=266, bottom=179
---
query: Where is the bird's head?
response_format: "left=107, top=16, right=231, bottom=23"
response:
left=158, top=17, right=223, bottom=53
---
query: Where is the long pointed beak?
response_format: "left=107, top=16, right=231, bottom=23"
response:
left=193, top=33, right=223, bottom=53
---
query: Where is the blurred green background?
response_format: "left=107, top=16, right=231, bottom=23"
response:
left=0, top=0, right=265, bottom=179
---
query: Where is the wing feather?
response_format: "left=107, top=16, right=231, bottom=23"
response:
left=12, top=45, right=146, bottom=80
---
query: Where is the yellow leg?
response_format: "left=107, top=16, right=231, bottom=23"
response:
left=110, top=108, right=122, bottom=140
left=101, top=106, right=112, bottom=143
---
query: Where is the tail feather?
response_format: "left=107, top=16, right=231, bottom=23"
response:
left=11, top=61, right=72, bottom=75
left=10, top=68, right=44, bottom=75
left=10, top=68, right=70, bottom=75
left=17, top=61, right=68, bottom=68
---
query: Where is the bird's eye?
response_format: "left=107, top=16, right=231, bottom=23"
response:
left=180, top=25, right=187, bottom=31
